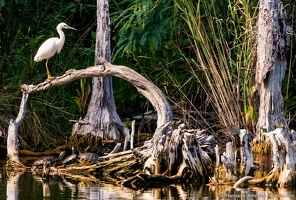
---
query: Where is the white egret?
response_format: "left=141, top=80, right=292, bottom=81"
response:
left=34, top=22, right=77, bottom=79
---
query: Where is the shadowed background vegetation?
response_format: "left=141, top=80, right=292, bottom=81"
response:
left=0, top=0, right=295, bottom=151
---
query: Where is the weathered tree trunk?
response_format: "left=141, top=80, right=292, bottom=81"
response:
left=254, top=0, right=295, bottom=186
left=255, top=0, right=291, bottom=136
left=14, top=61, right=175, bottom=181
left=213, top=142, right=237, bottom=183
left=20, top=62, right=211, bottom=186
left=5, top=93, right=28, bottom=169
left=72, top=0, right=130, bottom=150
left=263, top=128, right=296, bottom=186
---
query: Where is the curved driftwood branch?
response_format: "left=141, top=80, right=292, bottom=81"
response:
left=21, top=59, right=173, bottom=132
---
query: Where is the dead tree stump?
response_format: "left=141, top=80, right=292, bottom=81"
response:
left=5, top=93, right=28, bottom=170
left=263, top=128, right=296, bottom=186
left=121, top=124, right=213, bottom=187
left=211, top=129, right=254, bottom=184
left=254, top=0, right=295, bottom=186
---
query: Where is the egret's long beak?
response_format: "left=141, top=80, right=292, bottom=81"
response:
left=66, top=25, right=77, bottom=31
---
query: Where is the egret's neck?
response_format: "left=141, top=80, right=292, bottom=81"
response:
left=57, top=28, right=65, bottom=43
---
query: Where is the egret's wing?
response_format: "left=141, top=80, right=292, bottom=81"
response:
left=34, top=37, right=59, bottom=61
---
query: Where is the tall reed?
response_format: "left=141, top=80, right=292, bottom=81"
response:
left=175, top=0, right=257, bottom=130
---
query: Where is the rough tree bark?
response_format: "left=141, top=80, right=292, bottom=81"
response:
left=255, top=0, right=291, bottom=135
left=263, top=128, right=296, bottom=186
left=255, top=0, right=295, bottom=186
left=5, top=93, right=28, bottom=169
left=72, top=0, right=130, bottom=150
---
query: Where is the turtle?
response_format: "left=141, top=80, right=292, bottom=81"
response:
left=32, top=156, right=57, bottom=171
left=62, top=148, right=79, bottom=165
left=78, top=152, right=101, bottom=165
left=62, top=147, right=102, bottom=166
left=31, top=151, right=65, bottom=171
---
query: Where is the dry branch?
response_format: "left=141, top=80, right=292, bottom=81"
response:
left=21, top=59, right=173, bottom=132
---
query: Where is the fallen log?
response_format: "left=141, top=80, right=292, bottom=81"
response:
left=121, top=173, right=182, bottom=188
left=19, top=144, right=68, bottom=156
left=233, top=176, right=253, bottom=188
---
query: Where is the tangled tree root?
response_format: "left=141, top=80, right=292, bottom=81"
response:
left=4, top=155, right=26, bottom=171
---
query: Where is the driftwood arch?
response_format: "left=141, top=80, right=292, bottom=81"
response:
left=21, top=59, right=173, bottom=130
left=6, top=59, right=213, bottom=187
left=7, top=59, right=174, bottom=168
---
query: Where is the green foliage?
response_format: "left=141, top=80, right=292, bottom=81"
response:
left=74, top=78, right=91, bottom=117
left=111, top=0, right=181, bottom=60
left=241, top=85, right=258, bottom=135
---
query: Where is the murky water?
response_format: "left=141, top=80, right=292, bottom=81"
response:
left=0, top=170, right=209, bottom=200
left=0, top=159, right=296, bottom=200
